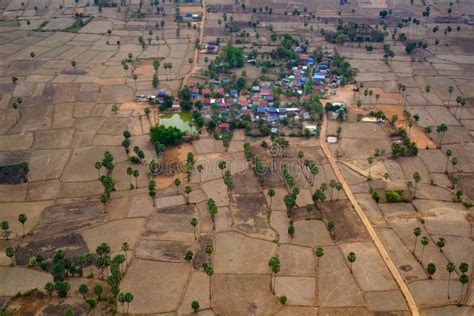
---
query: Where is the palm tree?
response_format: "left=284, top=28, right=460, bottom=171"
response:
left=314, top=247, right=324, bottom=266
left=133, top=74, right=138, bottom=92
left=95, top=162, right=102, bottom=178
left=459, top=262, right=469, bottom=274
left=451, top=157, right=458, bottom=173
left=458, top=274, right=469, bottom=306
left=174, top=178, right=181, bottom=194
left=124, top=292, right=134, bottom=313
left=367, top=156, right=374, bottom=180
left=268, top=256, right=280, bottom=294
left=420, top=236, right=429, bottom=264
left=79, top=284, right=88, bottom=299
left=347, top=252, right=356, bottom=273
left=100, top=194, right=108, bottom=212
left=445, top=149, right=452, bottom=173
left=18, top=213, right=27, bottom=237
left=196, top=164, right=203, bottom=183
left=327, top=220, right=335, bottom=239
left=329, top=179, right=337, bottom=201
left=425, top=85, right=431, bottom=106
left=267, top=188, right=275, bottom=210
left=436, top=237, right=446, bottom=252
left=335, top=182, right=343, bottom=200
left=1, top=221, right=9, bottom=240
left=207, top=199, right=218, bottom=230
left=447, top=85, right=454, bottom=107
left=203, top=264, right=214, bottom=299
left=427, top=262, right=436, bottom=279
left=288, top=224, right=295, bottom=239
left=30, top=51, right=35, bottom=68
left=184, top=185, right=192, bottom=204
left=190, top=218, right=198, bottom=240
left=446, top=262, right=455, bottom=299
left=413, top=172, right=421, bottom=198
left=121, top=242, right=129, bottom=266
left=132, top=169, right=139, bottom=188
left=205, top=244, right=213, bottom=264
left=5, top=247, right=14, bottom=266
left=191, top=300, right=200, bottom=313
left=413, top=227, right=421, bottom=254
left=436, top=123, right=448, bottom=148
left=218, top=160, right=226, bottom=176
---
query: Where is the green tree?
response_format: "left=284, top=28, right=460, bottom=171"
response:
left=347, top=252, right=356, bottom=273
left=54, top=280, right=70, bottom=297
left=413, top=172, right=421, bottom=198
left=446, top=262, right=455, bottom=299
left=205, top=244, right=213, bottom=263
left=122, top=242, right=129, bottom=266
left=436, top=237, right=446, bottom=252
left=1, top=221, right=9, bottom=240
left=315, top=247, right=324, bottom=266
left=93, top=284, right=103, bottom=300
left=191, top=300, right=200, bottom=313
left=174, top=178, right=181, bottom=194
left=133, top=169, right=139, bottom=188
left=79, top=284, right=88, bottom=299
left=268, top=256, right=280, bottom=294
left=459, top=274, right=469, bottom=306
left=218, top=160, right=227, bottom=176
left=288, top=224, right=295, bottom=238
left=44, top=282, right=55, bottom=297
left=124, top=292, right=134, bottom=313
left=412, top=227, right=421, bottom=254
left=420, top=236, right=429, bottom=264
left=190, top=218, right=198, bottom=240
left=427, top=262, right=436, bottom=279
left=184, top=250, right=193, bottom=262
left=267, top=188, right=275, bottom=210
left=327, top=220, right=335, bottom=239
left=184, top=185, right=192, bottom=204
left=18, top=213, right=27, bottom=237
left=445, top=149, right=452, bottom=173
left=5, top=247, right=14, bottom=266
left=111, top=104, right=118, bottom=114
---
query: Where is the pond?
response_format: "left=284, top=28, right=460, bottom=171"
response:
left=159, top=112, right=197, bottom=134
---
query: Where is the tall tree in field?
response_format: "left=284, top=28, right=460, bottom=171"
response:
left=458, top=274, right=469, bottom=306
left=412, top=172, right=421, bottom=198
left=427, top=262, right=436, bottom=279
left=436, top=237, right=446, bottom=252
left=335, top=182, right=343, bottom=200
left=267, top=188, right=275, bottom=210
left=445, top=149, right=452, bottom=173
left=184, top=185, right=192, bottom=204
left=196, top=164, right=203, bottom=183
left=133, top=169, right=139, bottom=188
left=436, top=124, right=448, bottom=148
left=268, top=256, right=280, bottom=294
left=447, top=85, right=454, bottom=107
left=425, top=85, right=431, bottom=106
left=1, top=221, right=9, bottom=240
left=420, top=236, right=429, bottom=264
left=446, top=262, right=455, bottom=299
left=190, top=218, right=198, bottom=240
left=5, top=247, right=14, bottom=266
left=174, top=178, right=181, bottom=194
left=18, top=213, right=27, bottom=237
left=347, top=252, right=356, bottom=273
left=412, top=227, right=421, bottom=254
left=314, top=247, right=324, bottom=266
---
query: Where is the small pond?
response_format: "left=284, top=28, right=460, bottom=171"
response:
left=159, top=112, right=197, bottom=134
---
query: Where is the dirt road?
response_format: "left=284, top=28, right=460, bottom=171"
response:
left=319, top=97, right=420, bottom=316
left=182, top=0, right=206, bottom=86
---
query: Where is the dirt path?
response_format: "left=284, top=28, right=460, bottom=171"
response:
left=319, top=110, right=420, bottom=316
left=182, top=0, right=206, bottom=86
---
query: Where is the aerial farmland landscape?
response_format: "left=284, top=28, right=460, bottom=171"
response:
left=0, top=0, right=473, bottom=315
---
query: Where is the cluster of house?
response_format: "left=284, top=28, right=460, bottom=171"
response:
left=137, top=51, right=346, bottom=134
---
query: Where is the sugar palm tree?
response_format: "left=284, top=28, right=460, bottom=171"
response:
left=218, top=160, right=226, bottom=176
left=133, top=74, right=138, bottom=92
left=184, top=185, right=192, bottom=204
left=268, top=256, right=280, bottom=294
left=436, top=123, right=448, bottom=148
left=458, top=274, right=469, bottom=306
left=335, top=182, right=343, bottom=200
left=205, top=244, right=213, bottom=264
left=451, top=157, right=458, bottom=173
left=30, top=51, right=35, bottom=68
left=327, top=220, right=335, bottom=239
left=5, top=247, right=14, bottom=266
left=347, top=252, right=356, bottom=273
left=412, top=172, right=421, bottom=198
left=446, top=262, right=455, bottom=299
left=196, top=164, right=203, bottom=183
left=413, top=227, right=421, bottom=254
left=445, top=149, right=452, bottom=173
left=95, top=162, right=102, bottom=178
left=314, top=247, right=324, bottom=266
left=447, top=85, right=454, bottom=107
left=124, top=292, right=134, bottom=313
left=436, top=237, right=446, bottom=252
left=133, top=169, right=139, bottom=188
left=18, top=213, right=27, bottom=237
left=190, top=218, right=198, bottom=240
left=424, top=85, right=431, bottom=106
left=267, top=188, right=275, bottom=210
left=427, top=262, right=436, bottom=279
left=420, top=236, right=429, bottom=264
left=1, top=221, right=9, bottom=240
left=174, top=178, right=181, bottom=194
left=288, top=224, right=295, bottom=239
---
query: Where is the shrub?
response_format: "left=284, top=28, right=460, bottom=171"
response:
left=279, top=295, right=288, bottom=304
left=371, top=191, right=380, bottom=203
left=385, top=190, right=403, bottom=203
left=85, top=298, right=96, bottom=309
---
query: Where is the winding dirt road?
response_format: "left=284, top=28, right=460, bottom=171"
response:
left=319, top=111, right=420, bottom=316
left=182, top=0, right=206, bottom=86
